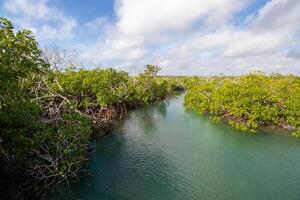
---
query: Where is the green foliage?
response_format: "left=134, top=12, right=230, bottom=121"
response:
left=132, top=65, right=168, bottom=103
left=54, top=68, right=130, bottom=107
left=0, top=17, right=48, bottom=107
left=0, top=17, right=49, bottom=164
left=0, top=18, right=176, bottom=198
left=184, top=73, right=300, bottom=135
left=50, top=64, right=174, bottom=110
left=0, top=18, right=178, bottom=198
left=2, top=16, right=299, bottom=199
left=0, top=18, right=92, bottom=197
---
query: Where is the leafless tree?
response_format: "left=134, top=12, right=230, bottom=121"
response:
left=42, top=47, right=79, bottom=71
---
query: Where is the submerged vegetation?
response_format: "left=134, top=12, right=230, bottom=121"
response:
left=184, top=73, right=300, bottom=136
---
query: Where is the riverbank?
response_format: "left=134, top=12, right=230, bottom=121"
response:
left=184, top=73, right=300, bottom=136
left=51, top=93, right=300, bottom=200
left=0, top=65, right=182, bottom=199
left=1, top=18, right=187, bottom=199
left=1, top=17, right=299, bottom=200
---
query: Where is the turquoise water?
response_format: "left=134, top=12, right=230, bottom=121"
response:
left=52, top=94, right=300, bottom=200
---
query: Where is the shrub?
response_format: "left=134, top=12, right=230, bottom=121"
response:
left=184, top=73, right=300, bottom=135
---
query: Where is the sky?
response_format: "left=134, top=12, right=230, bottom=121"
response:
left=1, top=0, right=300, bottom=75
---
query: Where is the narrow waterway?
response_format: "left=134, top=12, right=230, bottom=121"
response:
left=52, top=94, right=300, bottom=200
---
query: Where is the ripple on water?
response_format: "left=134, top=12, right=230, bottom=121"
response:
left=51, top=94, right=300, bottom=200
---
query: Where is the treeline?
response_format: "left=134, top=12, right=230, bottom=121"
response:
left=184, top=73, right=300, bottom=136
left=0, top=18, right=180, bottom=199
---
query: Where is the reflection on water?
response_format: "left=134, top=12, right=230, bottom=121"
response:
left=51, top=94, right=300, bottom=200
left=134, top=100, right=168, bottom=130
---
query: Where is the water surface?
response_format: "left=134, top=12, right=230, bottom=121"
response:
left=52, top=94, right=300, bottom=200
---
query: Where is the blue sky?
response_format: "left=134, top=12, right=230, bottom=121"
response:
left=1, top=0, right=300, bottom=75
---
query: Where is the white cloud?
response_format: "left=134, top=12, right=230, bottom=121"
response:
left=251, top=0, right=300, bottom=33
left=79, top=0, right=252, bottom=70
left=4, top=0, right=53, bottom=19
left=80, top=35, right=147, bottom=66
left=222, top=31, right=289, bottom=58
left=115, top=0, right=250, bottom=35
left=107, top=0, right=300, bottom=75
left=287, top=49, right=300, bottom=59
left=4, top=0, right=77, bottom=41
left=3, top=0, right=300, bottom=75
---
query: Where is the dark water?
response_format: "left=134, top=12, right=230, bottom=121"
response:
left=52, top=94, right=300, bottom=200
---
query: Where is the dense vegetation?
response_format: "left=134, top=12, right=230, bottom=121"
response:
left=1, top=16, right=300, bottom=200
left=184, top=73, right=300, bottom=136
left=0, top=18, right=177, bottom=199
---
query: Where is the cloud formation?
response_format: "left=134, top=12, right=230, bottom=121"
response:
left=115, top=0, right=248, bottom=35
left=4, top=0, right=77, bottom=41
left=80, top=0, right=300, bottom=75
left=3, top=0, right=300, bottom=75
